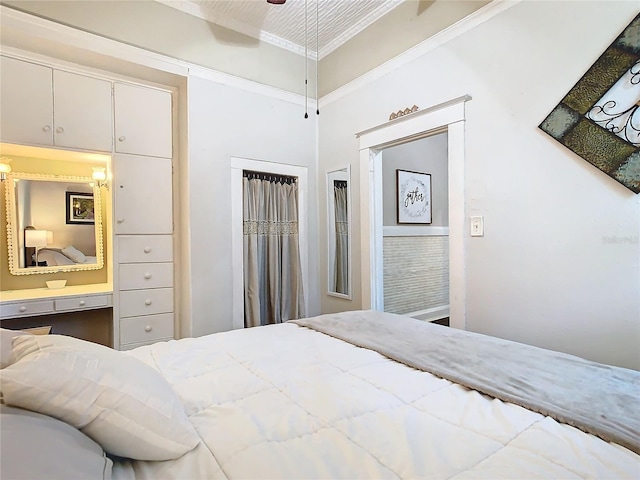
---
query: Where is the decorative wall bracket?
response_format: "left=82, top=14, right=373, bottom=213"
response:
left=389, top=105, right=419, bottom=121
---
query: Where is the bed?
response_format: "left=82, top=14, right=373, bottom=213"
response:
left=36, top=247, right=97, bottom=266
left=1, top=310, right=639, bottom=479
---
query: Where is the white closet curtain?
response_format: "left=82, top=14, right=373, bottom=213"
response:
left=243, top=175, right=305, bottom=327
left=333, top=182, right=349, bottom=295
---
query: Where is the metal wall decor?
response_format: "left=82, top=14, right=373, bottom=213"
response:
left=539, top=13, right=640, bottom=193
left=389, top=105, right=419, bottom=121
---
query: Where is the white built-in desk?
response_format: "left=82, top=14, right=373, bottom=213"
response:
left=0, top=284, right=113, bottom=320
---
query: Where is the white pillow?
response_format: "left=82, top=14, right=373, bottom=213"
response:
left=61, top=245, right=87, bottom=263
left=0, top=328, right=28, bottom=369
left=0, top=334, right=200, bottom=461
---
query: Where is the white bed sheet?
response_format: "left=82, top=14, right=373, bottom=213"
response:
left=37, top=249, right=97, bottom=266
left=113, top=321, right=640, bottom=479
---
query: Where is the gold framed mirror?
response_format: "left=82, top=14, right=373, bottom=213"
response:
left=5, top=172, right=104, bottom=275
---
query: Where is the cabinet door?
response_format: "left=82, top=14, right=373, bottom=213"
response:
left=114, top=154, right=173, bottom=234
left=114, top=83, right=172, bottom=158
left=53, top=70, right=113, bottom=152
left=0, top=56, right=54, bottom=146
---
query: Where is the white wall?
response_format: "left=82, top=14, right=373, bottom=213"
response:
left=320, top=0, right=490, bottom=96
left=187, top=75, right=319, bottom=337
left=319, top=1, right=640, bottom=369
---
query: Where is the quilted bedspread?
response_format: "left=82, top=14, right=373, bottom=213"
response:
left=113, top=312, right=640, bottom=479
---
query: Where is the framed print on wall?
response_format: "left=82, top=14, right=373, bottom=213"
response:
left=66, top=192, right=95, bottom=225
left=396, top=169, right=432, bottom=224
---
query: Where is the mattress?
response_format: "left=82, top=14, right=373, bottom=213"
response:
left=111, top=311, right=640, bottom=479
left=37, top=248, right=97, bottom=266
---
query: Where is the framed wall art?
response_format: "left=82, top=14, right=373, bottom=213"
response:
left=539, top=13, right=639, bottom=194
left=66, top=192, right=95, bottom=225
left=396, top=169, right=431, bottom=224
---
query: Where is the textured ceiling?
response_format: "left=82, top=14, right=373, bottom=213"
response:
left=157, top=0, right=404, bottom=59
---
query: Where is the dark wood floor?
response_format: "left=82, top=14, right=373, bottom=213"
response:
left=431, top=317, right=450, bottom=327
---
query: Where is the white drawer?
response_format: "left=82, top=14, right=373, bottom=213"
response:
left=55, top=295, right=110, bottom=312
left=119, top=288, right=173, bottom=318
left=120, top=313, right=174, bottom=345
left=119, top=263, right=173, bottom=290
left=118, top=235, right=173, bottom=263
left=1, top=300, right=54, bottom=319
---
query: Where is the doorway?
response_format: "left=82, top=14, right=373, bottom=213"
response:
left=379, top=133, right=449, bottom=322
left=357, top=95, right=470, bottom=329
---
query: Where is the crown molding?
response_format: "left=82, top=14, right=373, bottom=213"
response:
left=156, top=0, right=313, bottom=59
left=318, top=0, right=404, bottom=59
left=155, top=0, right=407, bottom=61
left=0, top=5, right=308, bottom=106
left=320, top=0, right=520, bottom=107
left=187, top=65, right=315, bottom=107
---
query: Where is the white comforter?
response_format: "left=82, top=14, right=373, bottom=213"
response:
left=113, top=321, right=640, bottom=479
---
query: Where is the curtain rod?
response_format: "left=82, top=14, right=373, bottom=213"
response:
left=243, top=170, right=297, bottom=185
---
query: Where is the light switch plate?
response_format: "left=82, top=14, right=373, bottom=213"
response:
left=470, top=216, right=484, bottom=236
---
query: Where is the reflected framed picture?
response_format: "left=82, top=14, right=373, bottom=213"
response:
left=396, top=169, right=431, bottom=224
left=66, top=192, right=95, bottom=225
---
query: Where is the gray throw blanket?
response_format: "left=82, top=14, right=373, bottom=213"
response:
left=291, top=310, right=640, bottom=455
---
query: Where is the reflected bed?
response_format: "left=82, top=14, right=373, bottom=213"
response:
left=37, top=247, right=97, bottom=266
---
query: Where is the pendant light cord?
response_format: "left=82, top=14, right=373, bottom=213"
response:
left=304, top=0, right=308, bottom=119
left=316, top=0, right=319, bottom=115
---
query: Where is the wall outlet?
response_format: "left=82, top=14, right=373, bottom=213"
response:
left=470, top=216, right=484, bottom=237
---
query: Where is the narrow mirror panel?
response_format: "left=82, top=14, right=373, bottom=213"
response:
left=327, top=167, right=351, bottom=299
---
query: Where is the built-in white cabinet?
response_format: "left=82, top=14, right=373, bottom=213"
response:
left=0, top=287, right=113, bottom=320
left=117, top=236, right=174, bottom=350
left=0, top=57, right=53, bottom=146
left=53, top=70, right=113, bottom=151
left=114, top=153, right=174, bottom=350
left=0, top=56, right=112, bottom=151
left=1, top=53, right=176, bottom=350
left=113, top=154, right=173, bottom=234
left=114, top=83, right=172, bottom=158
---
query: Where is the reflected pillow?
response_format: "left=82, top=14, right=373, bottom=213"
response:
left=0, top=334, right=200, bottom=461
left=61, top=245, right=87, bottom=263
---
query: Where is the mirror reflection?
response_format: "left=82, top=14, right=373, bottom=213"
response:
left=327, top=167, right=351, bottom=298
left=6, top=173, right=104, bottom=275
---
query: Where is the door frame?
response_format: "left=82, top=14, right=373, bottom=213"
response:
left=356, top=95, right=470, bottom=329
left=230, top=157, right=309, bottom=330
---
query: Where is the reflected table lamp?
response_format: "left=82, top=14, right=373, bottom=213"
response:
left=25, top=229, right=49, bottom=266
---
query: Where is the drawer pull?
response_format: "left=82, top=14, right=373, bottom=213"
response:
left=55, top=126, right=64, bottom=133
left=19, top=306, right=27, bottom=312
left=117, top=218, right=124, bottom=223
left=143, top=247, right=152, bottom=254
left=118, top=136, right=126, bottom=142
left=42, top=125, right=51, bottom=132
left=145, top=299, right=152, bottom=306
left=79, top=300, right=86, bottom=306
left=145, top=325, right=152, bottom=332
left=144, top=273, right=151, bottom=279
